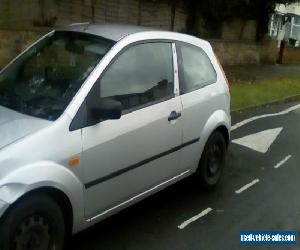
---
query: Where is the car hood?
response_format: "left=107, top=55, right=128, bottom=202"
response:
left=0, top=106, right=52, bottom=149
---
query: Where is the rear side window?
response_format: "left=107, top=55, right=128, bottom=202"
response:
left=97, top=42, right=174, bottom=112
left=177, top=43, right=217, bottom=94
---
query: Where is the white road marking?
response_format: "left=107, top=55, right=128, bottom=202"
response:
left=232, top=127, right=282, bottom=153
left=232, top=104, right=300, bottom=131
left=274, top=155, right=292, bottom=169
left=235, top=179, right=259, bottom=194
left=178, top=208, right=213, bottom=230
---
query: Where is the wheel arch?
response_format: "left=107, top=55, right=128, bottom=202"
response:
left=215, top=125, right=230, bottom=148
left=0, top=162, right=87, bottom=233
left=2, top=187, right=74, bottom=237
left=199, top=109, right=230, bottom=150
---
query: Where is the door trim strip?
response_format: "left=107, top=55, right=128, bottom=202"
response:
left=84, top=138, right=199, bottom=189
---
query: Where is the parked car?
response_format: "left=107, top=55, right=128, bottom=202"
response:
left=0, top=23, right=230, bottom=250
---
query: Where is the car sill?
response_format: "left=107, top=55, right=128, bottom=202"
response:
left=86, top=169, right=191, bottom=222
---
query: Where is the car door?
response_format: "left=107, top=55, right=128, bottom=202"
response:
left=81, top=42, right=184, bottom=219
left=176, top=42, right=219, bottom=171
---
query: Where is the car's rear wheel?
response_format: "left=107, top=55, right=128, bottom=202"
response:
left=196, top=131, right=227, bottom=189
left=0, top=194, right=65, bottom=250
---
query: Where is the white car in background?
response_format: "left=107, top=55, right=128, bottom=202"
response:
left=0, top=23, right=230, bottom=250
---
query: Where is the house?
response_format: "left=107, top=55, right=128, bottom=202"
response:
left=269, top=2, right=300, bottom=46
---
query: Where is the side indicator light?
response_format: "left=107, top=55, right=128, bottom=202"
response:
left=68, top=156, right=80, bottom=167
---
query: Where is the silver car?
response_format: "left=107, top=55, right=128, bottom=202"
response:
left=0, top=24, right=230, bottom=250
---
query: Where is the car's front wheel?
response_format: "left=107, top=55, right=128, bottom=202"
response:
left=196, top=131, right=227, bottom=189
left=0, top=193, right=65, bottom=250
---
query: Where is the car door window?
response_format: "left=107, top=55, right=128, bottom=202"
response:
left=177, top=43, right=217, bottom=94
left=96, top=42, right=174, bottom=112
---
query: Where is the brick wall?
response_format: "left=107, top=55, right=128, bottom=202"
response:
left=283, top=46, right=300, bottom=64
left=258, top=39, right=300, bottom=65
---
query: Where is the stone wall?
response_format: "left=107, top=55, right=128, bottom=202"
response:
left=3, top=0, right=299, bottom=67
left=0, top=29, right=299, bottom=69
left=0, top=29, right=44, bottom=68
left=211, top=39, right=300, bottom=65
left=0, top=0, right=188, bottom=68
left=211, top=40, right=260, bottom=65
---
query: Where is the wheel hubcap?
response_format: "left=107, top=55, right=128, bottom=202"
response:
left=208, top=143, right=222, bottom=176
left=13, top=215, right=53, bottom=250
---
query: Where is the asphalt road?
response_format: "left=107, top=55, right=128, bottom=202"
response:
left=69, top=101, right=300, bottom=250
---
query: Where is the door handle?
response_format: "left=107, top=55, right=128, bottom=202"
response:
left=168, top=111, right=181, bottom=121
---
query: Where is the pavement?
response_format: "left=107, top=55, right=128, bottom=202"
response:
left=69, top=101, right=300, bottom=250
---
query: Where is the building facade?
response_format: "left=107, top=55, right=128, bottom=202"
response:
left=269, top=2, right=300, bottom=46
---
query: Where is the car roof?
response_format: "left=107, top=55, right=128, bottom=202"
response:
left=61, top=23, right=160, bottom=41
left=59, top=23, right=211, bottom=55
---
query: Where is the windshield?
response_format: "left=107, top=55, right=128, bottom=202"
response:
left=0, top=31, right=115, bottom=121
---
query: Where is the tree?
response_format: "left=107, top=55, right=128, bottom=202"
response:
left=185, top=0, right=298, bottom=41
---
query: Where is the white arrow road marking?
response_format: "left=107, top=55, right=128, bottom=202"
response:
left=235, top=179, right=260, bottom=194
left=232, top=127, right=283, bottom=153
left=274, top=155, right=292, bottom=169
left=232, top=104, right=300, bottom=131
left=178, top=208, right=213, bottom=229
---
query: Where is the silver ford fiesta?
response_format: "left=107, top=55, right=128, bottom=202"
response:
left=0, top=23, right=230, bottom=250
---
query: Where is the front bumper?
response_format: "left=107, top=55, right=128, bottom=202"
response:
left=0, top=198, right=9, bottom=217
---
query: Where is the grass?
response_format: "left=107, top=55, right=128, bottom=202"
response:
left=226, top=65, right=300, bottom=111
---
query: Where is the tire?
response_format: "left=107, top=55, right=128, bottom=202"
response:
left=0, top=193, right=65, bottom=250
left=196, top=131, right=227, bottom=190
